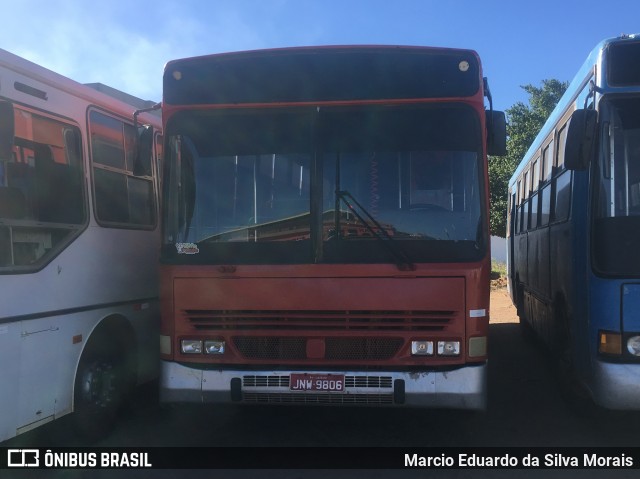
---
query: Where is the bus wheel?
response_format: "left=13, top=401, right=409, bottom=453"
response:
left=73, top=345, right=128, bottom=440
left=552, top=304, right=570, bottom=360
left=553, top=303, right=595, bottom=415
left=519, top=314, right=536, bottom=344
left=516, top=285, right=536, bottom=343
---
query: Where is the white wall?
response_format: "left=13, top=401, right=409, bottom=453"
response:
left=490, top=236, right=507, bottom=263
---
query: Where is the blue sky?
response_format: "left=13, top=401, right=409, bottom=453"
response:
left=2, top=0, right=639, bottom=111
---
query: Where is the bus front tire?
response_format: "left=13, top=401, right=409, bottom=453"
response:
left=73, top=344, right=129, bottom=441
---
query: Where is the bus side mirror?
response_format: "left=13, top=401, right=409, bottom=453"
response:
left=565, top=109, right=597, bottom=171
left=0, top=100, right=15, bottom=159
left=134, top=125, right=154, bottom=176
left=486, top=110, right=507, bottom=156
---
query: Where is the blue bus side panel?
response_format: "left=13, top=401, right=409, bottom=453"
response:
left=527, top=228, right=550, bottom=299
left=622, top=284, right=640, bottom=332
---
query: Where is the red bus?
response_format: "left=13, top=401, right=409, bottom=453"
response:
left=158, top=46, right=505, bottom=409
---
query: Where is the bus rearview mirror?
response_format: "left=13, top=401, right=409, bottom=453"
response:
left=134, top=125, right=154, bottom=176
left=564, top=109, right=597, bottom=171
left=486, top=110, right=507, bottom=156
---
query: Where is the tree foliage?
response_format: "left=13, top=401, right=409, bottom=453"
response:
left=489, top=79, right=569, bottom=237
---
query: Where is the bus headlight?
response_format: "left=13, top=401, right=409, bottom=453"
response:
left=181, top=339, right=203, bottom=354
left=411, top=341, right=434, bottom=356
left=627, top=336, right=640, bottom=357
left=437, top=341, right=460, bottom=356
left=205, top=340, right=226, bottom=355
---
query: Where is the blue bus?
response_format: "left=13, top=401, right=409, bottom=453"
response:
left=507, top=34, right=640, bottom=409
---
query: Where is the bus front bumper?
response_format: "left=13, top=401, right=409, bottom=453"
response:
left=159, top=361, right=487, bottom=410
left=591, top=360, right=640, bottom=410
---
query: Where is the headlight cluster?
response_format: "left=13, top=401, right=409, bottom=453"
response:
left=411, top=337, right=487, bottom=358
left=411, top=340, right=460, bottom=357
left=598, top=331, right=640, bottom=358
left=181, top=339, right=226, bottom=355
left=628, top=336, right=640, bottom=356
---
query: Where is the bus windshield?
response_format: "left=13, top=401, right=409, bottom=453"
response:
left=594, top=96, right=640, bottom=275
left=163, top=104, right=484, bottom=263
left=596, top=97, right=640, bottom=218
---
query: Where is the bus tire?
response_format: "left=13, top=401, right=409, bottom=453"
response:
left=73, top=331, right=133, bottom=441
left=519, top=314, right=537, bottom=344
left=552, top=300, right=571, bottom=360
left=552, top=302, right=596, bottom=415
left=515, top=281, right=525, bottom=318
left=516, top=284, right=536, bottom=344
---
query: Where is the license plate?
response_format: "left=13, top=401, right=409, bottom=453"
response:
left=290, top=373, right=345, bottom=392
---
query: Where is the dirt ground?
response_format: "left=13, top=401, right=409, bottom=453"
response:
left=490, top=283, right=518, bottom=324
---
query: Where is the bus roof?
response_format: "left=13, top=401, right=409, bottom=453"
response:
left=164, top=44, right=480, bottom=66
left=163, top=45, right=483, bottom=107
left=0, top=48, right=160, bottom=125
left=508, top=34, right=640, bottom=188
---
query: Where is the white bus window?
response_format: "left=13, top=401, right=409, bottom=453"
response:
left=0, top=107, right=85, bottom=268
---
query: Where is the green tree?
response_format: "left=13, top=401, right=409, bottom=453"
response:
left=489, top=79, right=568, bottom=237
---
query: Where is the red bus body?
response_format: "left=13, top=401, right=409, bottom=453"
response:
left=159, top=46, right=502, bottom=409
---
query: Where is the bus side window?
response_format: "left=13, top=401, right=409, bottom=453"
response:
left=514, top=179, right=522, bottom=234
left=556, top=123, right=568, bottom=169
left=530, top=193, right=538, bottom=229
left=552, top=122, right=570, bottom=223
left=90, top=110, right=156, bottom=228
left=553, top=170, right=572, bottom=222
left=35, top=144, right=83, bottom=224
left=0, top=186, right=26, bottom=219
left=540, top=183, right=552, bottom=226
left=508, top=192, right=516, bottom=236
left=542, top=141, right=554, bottom=181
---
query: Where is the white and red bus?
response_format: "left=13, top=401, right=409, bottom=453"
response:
left=159, top=46, right=505, bottom=409
left=0, top=48, right=162, bottom=442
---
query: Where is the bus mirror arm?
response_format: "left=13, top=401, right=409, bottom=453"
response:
left=0, top=100, right=15, bottom=159
left=564, top=109, right=597, bottom=171
left=133, top=102, right=162, bottom=129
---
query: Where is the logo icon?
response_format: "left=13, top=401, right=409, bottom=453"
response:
left=7, top=449, right=39, bottom=467
left=175, top=242, right=199, bottom=255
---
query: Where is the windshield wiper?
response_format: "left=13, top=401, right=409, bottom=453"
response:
left=336, top=189, right=416, bottom=271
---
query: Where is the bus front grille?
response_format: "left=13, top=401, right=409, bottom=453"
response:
left=184, top=309, right=455, bottom=332
left=241, top=393, right=394, bottom=405
left=242, top=375, right=393, bottom=388
left=233, top=337, right=403, bottom=361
